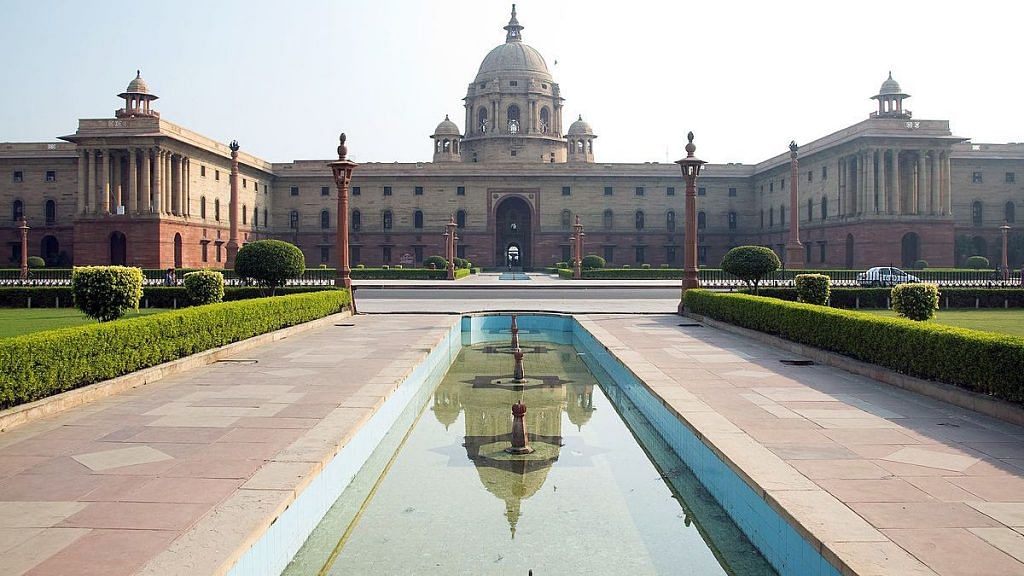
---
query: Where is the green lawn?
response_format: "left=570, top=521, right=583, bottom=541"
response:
left=865, top=309, right=1024, bottom=337
left=0, top=308, right=171, bottom=338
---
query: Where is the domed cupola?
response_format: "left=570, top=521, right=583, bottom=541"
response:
left=566, top=115, right=596, bottom=163
left=116, top=70, right=159, bottom=118
left=870, top=71, right=911, bottom=119
left=460, top=5, right=568, bottom=163
left=431, top=115, right=462, bottom=162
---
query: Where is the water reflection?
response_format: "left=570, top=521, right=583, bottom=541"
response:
left=430, top=342, right=598, bottom=536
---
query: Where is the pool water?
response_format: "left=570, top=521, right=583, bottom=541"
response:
left=287, top=327, right=775, bottom=575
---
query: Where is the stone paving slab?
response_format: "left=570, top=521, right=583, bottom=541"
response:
left=0, top=314, right=457, bottom=576
left=581, top=314, right=1024, bottom=576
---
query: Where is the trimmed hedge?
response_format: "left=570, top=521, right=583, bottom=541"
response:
left=684, top=289, right=1024, bottom=402
left=580, top=268, right=684, bottom=279
left=72, top=266, right=144, bottom=322
left=349, top=268, right=448, bottom=280
left=750, top=287, right=1024, bottom=309
left=0, top=290, right=350, bottom=409
left=0, top=286, right=335, bottom=309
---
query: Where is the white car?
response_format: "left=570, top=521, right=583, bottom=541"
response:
left=857, top=267, right=921, bottom=287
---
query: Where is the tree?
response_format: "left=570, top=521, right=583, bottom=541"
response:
left=234, top=240, right=305, bottom=295
left=721, top=246, right=780, bottom=295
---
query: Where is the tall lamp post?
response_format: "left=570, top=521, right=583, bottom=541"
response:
left=445, top=214, right=457, bottom=280
left=785, top=141, right=804, bottom=268
left=573, top=214, right=584, bottom=279
left=17, top=216, right=29, bottom=278
left=329, top=133, right=359, bottom=310
left=1001, top=223, right=1011, bottom=281
left=676, top=132, right=706, bottom=314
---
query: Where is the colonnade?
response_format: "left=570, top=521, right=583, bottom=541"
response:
left=76, top=147, right=191, bottom=216
left=836, top=148, right=951, bottom=217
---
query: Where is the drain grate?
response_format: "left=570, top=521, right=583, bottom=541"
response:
left=216, top=359, right=258, bottom=364
left=334, top=323, right=356, bottom=327
left=678, top=323, right=703, bottom=327
left=779, top=359, right=814, bottom=366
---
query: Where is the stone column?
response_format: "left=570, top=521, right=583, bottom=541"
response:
left=894, top=150, right=902, bottom=215
left=915, top=152, right=925, bottom=215
left=77, top=150, right=87, bottom=215
left=171, top=155, right=181, bottom=215
left=943, top=151, right=953, bottom=215
left=785, top=142, right=804, bottom=266
left=140, top=148, right=151, bottom=213
left=929, top=150, right=939, bottom=215
left=867, top=149, right=877, bottom=214
left=184, top=157, right=190, bottom=217
left=838, top=157, right=845, bottom=216
left=226, top=142, right=240, bottom=266
left=100, top=149, right=111, bottom=214
left=857, top=152, right=866, bottom=215
left=153, top=149, right=162, bottom=214
left=128, top=148, right=138, bottom=214
left=880, top=149, right=889, bottom=214
left=112, top=152, right=123, bottom=211
left=86, top=150, right=97, bottom=214
left=165, top=152, right=172, bottom=214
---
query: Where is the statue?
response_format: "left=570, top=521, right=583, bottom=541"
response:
left=337, top=133, right=348, bottom=160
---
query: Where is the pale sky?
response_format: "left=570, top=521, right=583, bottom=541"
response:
left=2, top=0, right=1020, bottom=165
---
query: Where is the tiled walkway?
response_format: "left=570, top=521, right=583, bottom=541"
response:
left=581, top=314, right=1024, bottom=576
left=0, top=315, right=457, bottom=576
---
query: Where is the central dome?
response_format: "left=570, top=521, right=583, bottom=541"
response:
left=475, top=5, right=552, bottom=82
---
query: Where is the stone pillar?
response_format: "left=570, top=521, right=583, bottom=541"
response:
left=128, top=148, right=138, bottom=214
left=867, top=149, right=877, bottom=214
left=100, top=149, right=110, bottom=214
left=894, top=150, right=902, bottom=215
left=838, top=157, right=845, bottom=216
left=943, top=151, right=953, bottom=215
left=226, top=142, right=240, bottom=267
left=785, top=142, right=804, bottom=267
left=112, top=152, right=122, bottom=211
left=184, top=157, right=190, bottom=217
left=140, top=148, right=151, bottom=213
left=915, top=152, right=925, bottom=215
left=153, top=149, right=162, bottom=214
left=77, top=150, right=87, bottom=215
left=172, top=155, right=181, bottom=215
left=880, top=149, right=889, bottom=214
left=86, top=149, right=97, bottom=214
left=929, top=150, right=939, bottom=215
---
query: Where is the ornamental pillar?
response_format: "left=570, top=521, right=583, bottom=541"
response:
left=100, top=149, right=110, bottom=214
left=128, top=148, right=138, bottom=214
left=77, top=150, right=87, bottom=215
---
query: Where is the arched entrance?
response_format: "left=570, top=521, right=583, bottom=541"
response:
left=495, top=196, right=532, bottom=268
left=901, top=232, right=920, bottom=268
left=173, top=233, right=183, bottom=268
left=845, top=234, right=855, bottom=269
left=110, top=231, right=127, bottom=265
left=40, top=235, right=59, bottom=265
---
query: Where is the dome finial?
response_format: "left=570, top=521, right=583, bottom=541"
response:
left=504, top=4, right=524, bottom=42
left=136, top=69, right=141, bottom=78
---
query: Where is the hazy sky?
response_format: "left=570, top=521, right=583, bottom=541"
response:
left=2, top=1, right=1020, bottom=165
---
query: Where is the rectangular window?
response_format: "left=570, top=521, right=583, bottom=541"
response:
left=414, top=246, right=424, bottom=263
left=769, top=182, right=774, bottom=193
left=805, top=243, right=812, bottom=264
left=383, top=186, right=392, bottom=196
left=807, top=170, right=813, bottom=182
left=562, top=186, right=571, bottom=196
left=728, top=187, right=737, bottom=197
left=635, top=186, right=644, bottom=196
left=45, top=170, right=56, bottom=182
left=216, top=243, right=222, bottom=262
left=13, top=170, right=23, bottom=183
left=781, top=178, right=785, bottom=189
left=351, top=245, right=360, bottom=264
left=728, top=212, right=737, bottom=229
left=635, top=246, right=645, bottom=264
left=242, top=178, right=247, bottom=188
left=1007, top=172, right=1016, bottom=183
left=667, top=187, right=675, bottom=196
left=320, top=246, right=330, bottom=263
left=603, top=246, right=614, bottom=264
left=697, top=187, right=706, bottom=196
left=698, top=246, right=708, bottom=266
left=510, top=150, right=517, bottom=157
left=456, top=245, right=466, bottom=259
left=201, top=242, right=208, bottom=262
left=200, top=165, right=206, bottom=177
left=352, top=186, right=361, bottom=196
left=604, top=186, right=613, bottom=196
left=457, top=186, right=466, bottom=196
left=382, top=246, right=392, bottom=263
left=415, top=186, right=424, bottom=196
left=819, top=242, right=827, bottom=263
left=321, top=186, right=330, bottom=196
left=972, top=171, right=983, bottom=183
left=509, top=80, right=518, bottom=87
left=215, top=170, right=220, bottom=181
left=290, top=186, right=299, bottom=196
left=822, top=166, right=828, bottom=179
left=666, top=246, right=676, bottom=264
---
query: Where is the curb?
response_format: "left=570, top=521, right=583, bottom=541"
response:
left=0, top=309, right=353, bottom=432
left=685, top=312, right=1024, bottom=427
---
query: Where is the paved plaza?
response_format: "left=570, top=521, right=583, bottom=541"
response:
left=0, top=297, right=1022, bottom=575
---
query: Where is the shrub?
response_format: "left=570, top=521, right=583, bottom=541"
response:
left=641, top=263, right=651, bottom=269
left=684, top=289, right=1024, bottom=403
left=913, top=260, right=929, bottom=270
left=966, top=256, right=990, bottom=269
left=453, top=257, right=466, bottom=269
left=0, top=290, right=349, bottom=409
left=71, top=266, right=143, bottom=322
left=555, top=261, right=568, bottom=269
left=795, top=274, right=830, bottom=305
left=27, top=256, right=45, bottom=268
left=394, top=264, right=403, bottom=269
left=183, top=270, right=224, bottom=306
left=721, top=246, right=781, bottom=294
left=356, top=264, right=365, bottom=269
left=234, top=240, right=305, bottom=295
left=454, top=268, right=470, bottom=279
left=622, top=264, right=631, bottom=269
left=891, top=283, right=939, bottom=321
left=581, top=254, right=606, bottom=270
left=660, top=264, right=670, bottom=269
left=424, top=255, right=447, bottom=270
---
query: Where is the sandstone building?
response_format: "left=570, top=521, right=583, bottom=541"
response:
left=2, top=7, right=1022, bottom=270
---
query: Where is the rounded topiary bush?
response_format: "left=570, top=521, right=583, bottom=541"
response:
left=453, top=257, right=467, bottom=269
left=912, top=260, right=929, bottom=270
left=27, top=256, right=45, bottom=268
left=891, top=283, right=939, bottom=321
left=795, top=273, right=830, bottom=305
left=72, top=266, right=143, bottom=322
left=234, top=239, right=305, bottom=295
left=965, top=256, right=990, bottom=270
left=183, top=270, right=224, bottom=305
left=424, top=255, right=447, bottom=270
left=581, top=254, right=605, bottom=270
left=555, top=261, right=568, bottom=269
left=641, top=263, right=651, bottom=269
left=721, top=245, right=781, bottom=294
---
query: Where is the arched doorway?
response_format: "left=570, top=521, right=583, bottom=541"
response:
left=495, top=196, right=532, bottom=268
left=173, top=233, right=183, bottom=268
left=901, top=232, right=920, bottom=268
left=40, top=236, right=59, bottom=265
left=110, top=231, right=127, bottom=265
left=845, top=234, right=855, bottom=269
